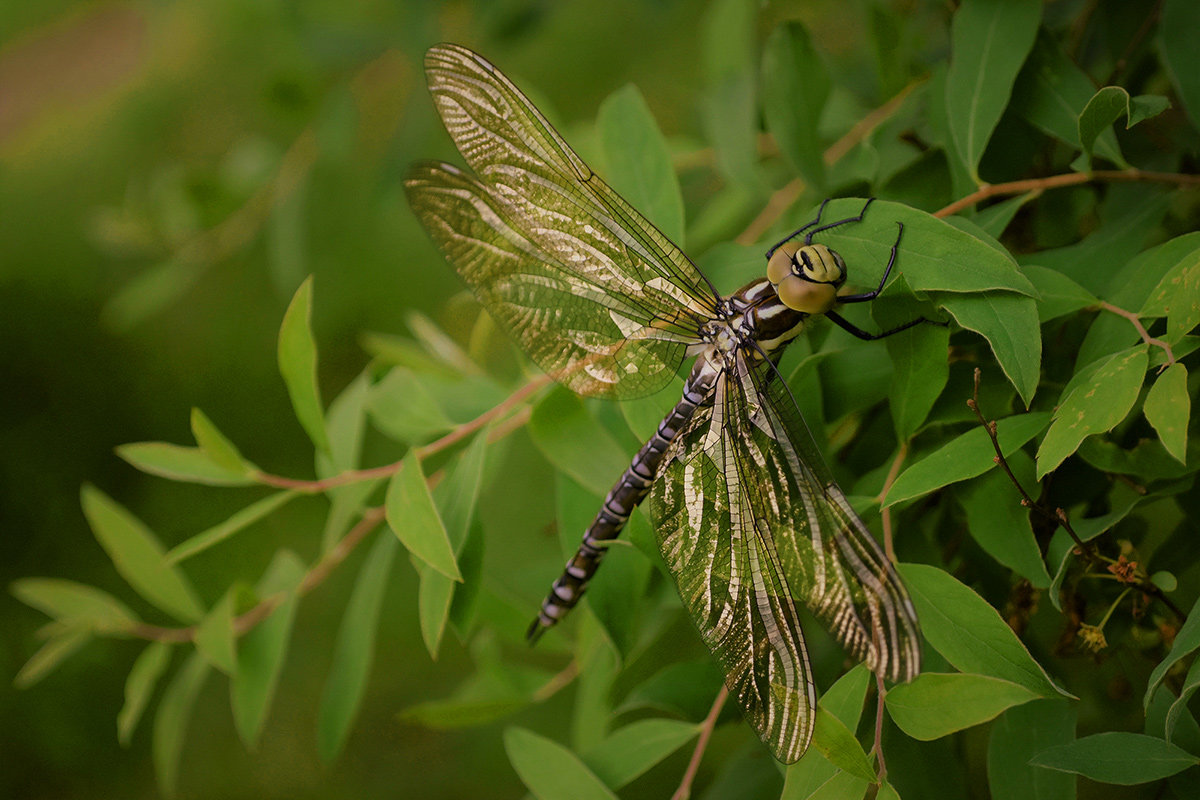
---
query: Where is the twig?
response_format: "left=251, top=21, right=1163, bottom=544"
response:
left=967, top=369, right=1186, bottom=621
left=878, top=443, right=909, bottom=564
left=1096, top=301, right=1177, bottom=368
left=934, top=168, right=1200, bottom=219
left=129, top=505, right=388, bottom=643
left=672, top=685, right=729, bottom=800
left=872, top=671, right=889, bottom=783
left=531, top=660, right=580, bottom=702
left=254, top=374, right=551, bottom=492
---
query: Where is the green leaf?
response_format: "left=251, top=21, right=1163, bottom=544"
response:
left=420, top=430, right=489, bottom=657
left=899, top=563, right=1067, bottom=698
left=820, top=665, right=872, bottom=730
left=1023, top=265, right=1098, bottom=323
left=232, top=549, right=305, bottom=748
left=1145, top=595, right=1200, bottom=709
left=1078, top=87, right=1171, bottom=169
left=1036, top=345, right=1149, bottom=478
left=277, top=276, right=329, bottom=453
left=1140, top=246, right=1200, bottom=344
left=1144, top=363, right=1190, bottom=463
left=190, top=408, right=252, bottom=475
left=959, top=455, right=1051, bottom=587
left=118, top=641, right=172, bottom=746
left=317, top=530, right=397, bottom=762
left=367, top=367, right=461, bottom=445
left=1031, top=732, right=1199, bottom=785
left=945, top=0, right=1041, bottom=180
left=11, top=577, right=138, bottom=633
left=80, top=485, right=205, bottom=622
left=885, top=412, right=1051, bottom=505
left=973, top=192, right=1039, bottom=239
left=385, top=452, right=459, bottom=581
left=619, top=659, right=726, bottom=720
left=762, top=21, right=831, bottom=190
left=886, top=673, right=1037, bottom=740
left=987, top=699, right=1076, bottom=800
left=152, top=651, right=210, bottom=797
left=812, top=707, right=875, bottom=781
left=528, top=387, right=629, bottom=497
left=580, top=719, right=699, bottom=790
left=504, top=727, right=619, bottom=800
left=1010, top=31, right=1125, bottom=165
left=597, top=84, right=684, bottom=245
left=193, top=586, right=238, bottom=675
left=1167, top=659, right=1200, bottom=745
left=936, top=291, right=1041, bottom=406
left=804, top=770, right=871, bottom=800
left=13, top=627, right=92, bottom=689
left=101, top=257, right=203, bottom=333
left=1162, top=0, right=1200, bottom=130
left=880, top=284, right=950, bottom=439
left=116, top=442, right=256, bottom=486
left=165, top=491, right=298, bottom=564
left=806, top=199, right=1036, bottom=297
left=398, top=659, right=553, bottom=730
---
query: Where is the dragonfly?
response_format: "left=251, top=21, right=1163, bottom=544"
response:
left=405, top=43, right=923, bottom=763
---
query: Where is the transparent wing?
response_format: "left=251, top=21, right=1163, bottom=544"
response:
left=651, top=367, right=817, bottom=764
left=404, top=44, right=721, bottom=398
left=651, top=356, right=922, bottom=762
left=742, top=358, right=922, bottom=685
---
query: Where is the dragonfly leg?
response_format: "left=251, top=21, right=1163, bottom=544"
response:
left=765, top=198, right=831, bottom=259
left=802, top=197, right=876, bottom=244
left=838, top=221, right=902, bottom=304
left=826, top=310, right=946, bottom=341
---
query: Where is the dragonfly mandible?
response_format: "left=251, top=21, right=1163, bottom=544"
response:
left=405, top=43, right=924, bottom=763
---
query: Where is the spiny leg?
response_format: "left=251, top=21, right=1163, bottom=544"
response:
left=802, top=197, right=876, bottom=244
left=765, top=198, right=831, bottom=260
left=838, top=221, right=903, bottom=304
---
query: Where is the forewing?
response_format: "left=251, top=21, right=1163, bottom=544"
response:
left=651, top=368, right=816, bottom=764
left=407, top=162, right=699, bottom=398
left=407, top=45, right=721, bottom=398
left=746, top=360, right=923, bottom=685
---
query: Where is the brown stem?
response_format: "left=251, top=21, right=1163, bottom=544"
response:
left=672, top=685, right=729, bottom=800
left=878, top=443, right=909, bottom=564
left=934, top=169, right=1200, bottom=219
left=1096, top=301, right=1176, bottom=368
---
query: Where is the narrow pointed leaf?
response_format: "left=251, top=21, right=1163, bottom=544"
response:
left=937, top=291, right=1041, bottom=406
left=317, top=531, right=397, bottom=762
left=945, top=0, right=1041, bottom=180
left=504, top=726, right=619, bottom=800
left=885, top=412, right=1051, bottom=505
left=385, top=452, right=460, bottom=582
left=812, top=707, right=875, bottom=781
left=165, top=491, right=298, bottom=564
left=1162, top=0, right=1200, bottom=130
left=116, top=442, right=255, bottom=486
left=1037, top=345, right=1148, bottom=478
left=1145, top=595, right=1200, bottom=709
left=1031, top=732, right=1199, bottom=785
left=529, top=387, right=628, bottom=497
left=190, top=408, right=251, bottom=475
left=80, top=485, right=204, bottom=622
left=193, top=587, right=238, bottom=675
left=13, top=627, right=92, bottom=688
left=886, top=673, right=1037, bottom=740
left=277, top=276, right=329, bottom=452
left=1144, top=363, right=1189, bottom=463
left=1078, top=87, right=1171, bottom=168
left=152, top=651, right=211, bottom=798
left=580, top=719, right=699, bottom=790
left=762, top=21, right=830, bottom=190
left=1140, top=247, right=1200, bottom=344
left=12, top=578, right=138, bottom=633
left=899, top=563, right=1067, bottom=698
left=232, top=550, right=306, bottom=748
left=118, top=641, right=172, bottom=746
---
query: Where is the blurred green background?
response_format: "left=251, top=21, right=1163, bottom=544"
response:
left=0, top=1, right=780, bottom=797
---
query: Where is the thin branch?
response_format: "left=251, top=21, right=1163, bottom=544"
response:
left=1096, top=301, right=1177, bottom=368
left=672, top=685, right=729, bottom=800
left=967, top=369, right=1186, bottom=622
left=872, top=671, right=889, bottom=783
left=934, top=168, right=1200, bottom=219
left=878, top=443, right=909, bottom=564
left=531, top=660, right=580, bottom=703
left=129, top=505, right=388, bottom=643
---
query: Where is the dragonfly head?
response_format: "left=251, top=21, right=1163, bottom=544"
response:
left=766, top=241, right=847, bottom=314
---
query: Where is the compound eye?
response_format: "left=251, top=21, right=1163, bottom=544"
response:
left=795, top=244, right=844, bottom=284
left=775, top=274, right=838, bottom=314
left=767, top=241, right=800, bottom=285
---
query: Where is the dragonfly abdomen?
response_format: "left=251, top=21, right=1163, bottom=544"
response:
left=527, top=363, right=719, bottom=642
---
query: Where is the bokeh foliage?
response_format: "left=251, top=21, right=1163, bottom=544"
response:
left=5, top=1, right=1200, bottom=798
